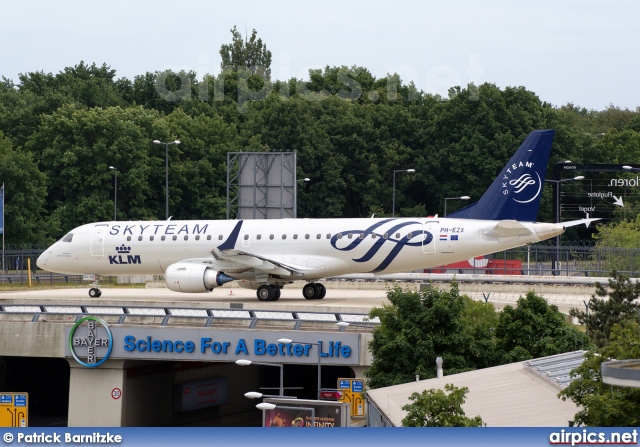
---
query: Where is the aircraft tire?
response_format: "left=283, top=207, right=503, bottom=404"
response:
left=271, top=287, right=281, bottom=301
left=316, top=283, right=326, bottom=299
left=257, top=285, right=274, bottom=301
left=89, top=288, right=101, bottom=298
left=303, top=283, right=318, bottom=299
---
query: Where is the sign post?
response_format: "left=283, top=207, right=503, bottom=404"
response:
left=0, top=393, right=28, bottom=427
left=338, top=378, right=365, bottom=418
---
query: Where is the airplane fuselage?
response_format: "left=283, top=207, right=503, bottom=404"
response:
left=37, top=217, right=563, bottom=278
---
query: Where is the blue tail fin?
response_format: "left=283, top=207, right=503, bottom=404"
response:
left=447, top=130, right=554, bottom=221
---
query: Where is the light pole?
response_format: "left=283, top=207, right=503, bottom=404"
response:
left=256, top=402, right=315, bottom=428
left=152, top=139, right=180, bottom=220
left=236, top=359, right=284, bottom=396
left=548, top=175, right=584, bottom=274
left=278, top=338, right=321, bottom=400
left=392, top=169, right=416, bottom=217
left=294, top=178, right=310, bottom=218
left=109, top=166, right=117, bottom=221
left=444, top=195, right=470, bottom=216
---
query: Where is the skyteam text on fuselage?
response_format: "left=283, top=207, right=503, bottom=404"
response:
left=37, top=130, right=598, bottom=301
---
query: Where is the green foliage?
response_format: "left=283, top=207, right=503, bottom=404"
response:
left=1, top=28, right=640, bottom=243
left=569, top=271, right=640, bottom=348
left=592, top=216, right=640, bottom=273
left=559, top=321, right=640, bottom=426
left=219, top=26, right=272, bottom=78
left=495, top=291, right=592, bottom=363
left=365, top=284, right=495, bottom=389
left=0, top=131, right=52, bottom=243
left=401, top=383, right=484, bottom=427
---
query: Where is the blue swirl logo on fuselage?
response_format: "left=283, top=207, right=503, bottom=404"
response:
left=330, top=219, right=433, bottom=272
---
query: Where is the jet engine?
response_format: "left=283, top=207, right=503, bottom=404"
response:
left=165, top=262, right=235, bottom=293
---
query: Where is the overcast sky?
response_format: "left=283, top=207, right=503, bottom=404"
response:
left=2, top=0, right=639, bottom=110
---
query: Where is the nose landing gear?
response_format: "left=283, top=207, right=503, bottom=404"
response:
left=88, top=279, right=102, bottom=298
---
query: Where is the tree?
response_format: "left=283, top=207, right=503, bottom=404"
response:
left=0, top=131, right=52, bottom=244
left=592, top=217, right=640, bottom=273
left=219, top=26, right=272, bottom=79
left=365, top=284, right=493, bottom=389
left=570, top=271, right=640, bottom=348
left=401, top=383, right=484, bottom=427
left=559, top=320, right=640, bottom=426
left=495, top=291, right=592, bottom=363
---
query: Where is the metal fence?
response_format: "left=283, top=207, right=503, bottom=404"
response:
left=1, top=242, right=638, bottom=286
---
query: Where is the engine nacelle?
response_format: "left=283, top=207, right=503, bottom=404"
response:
left=165, top=263, right=235, bottom=293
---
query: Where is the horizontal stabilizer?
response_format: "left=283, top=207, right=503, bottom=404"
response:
left=483, top=220, right=533, bottom=238
left=562, top=218, right=601, bottom=229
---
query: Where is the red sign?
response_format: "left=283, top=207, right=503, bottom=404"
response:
left=111, top=388, right=122, bottom=400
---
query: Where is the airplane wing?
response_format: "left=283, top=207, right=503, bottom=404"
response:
left=211, top=248, right=307, bottom=277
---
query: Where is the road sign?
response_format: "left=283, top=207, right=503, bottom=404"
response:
left=0, top=393, right=28, bottom=427
left=111, top=388, right=122, bottom=400
left=553, top=163, right=640, bottom=224
left=337, top=378, right=365, bottom=418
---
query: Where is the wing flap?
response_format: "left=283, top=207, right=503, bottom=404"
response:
left=211, top=249, right=306, bottom=277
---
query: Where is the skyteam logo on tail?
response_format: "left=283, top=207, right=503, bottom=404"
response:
left=502, top=162, right=542, bottom=204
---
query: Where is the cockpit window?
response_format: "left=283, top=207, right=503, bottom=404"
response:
left=62, top=233, right=73, bottom=242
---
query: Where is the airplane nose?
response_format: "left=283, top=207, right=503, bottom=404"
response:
left=36, top=251, right=48, bottom=269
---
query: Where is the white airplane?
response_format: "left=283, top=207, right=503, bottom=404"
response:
left=37, top=130, right=597, bottom=301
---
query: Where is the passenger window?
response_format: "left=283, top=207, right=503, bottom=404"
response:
left=359, top=234, right=364, bottom=240
left=195, top=235, right=200, bottom=241
left=150, top=236, right=154, bottom=241
left=372, top=234, right=377, bottom=239
left=316, top=234, right=321, bottom=239
left=293, top=234, right=298, bottom=240
left=257, top=234, right=262, bottom=240
left=184, top=235, right=188, bottom=241
left=138, top=236, right=143, bottom=241
left=270, top=234, right=274, bottom=240
left=218, top=235, right=223, bottom=240
left=161, top=236, right=166, bottom=241
left=282, top=234, right=287, bottom=240
left=326, top=234, right=330, bottom=239
left=305, top=234, right=310, bottom=239
left=337, top=233, right=342, bottom=239
left=348, top=234, right=353, bottom=239
left=207, top=235, right=211, bottom=240
left=395, top=233, right=400, bottom=238
left=172, top=235, right=177, bottom=241
left=407, top=232, right=413, bottom=239
left=127, top=236, right=131, bottom=241
left=384, top=233, right=388, bottom=239
left=244, top=235, right=249, bottom=240
left=62, top=233, right=74, bottom=242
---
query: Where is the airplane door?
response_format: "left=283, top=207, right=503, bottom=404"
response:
left=90, top=224, right=109, bottom=257
left=422, top=221, right=437, bottom=254
left=242, top=233, right=250, bottom=248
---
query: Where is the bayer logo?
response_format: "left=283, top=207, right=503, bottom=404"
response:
left=69, top=317, right=113, bottom=367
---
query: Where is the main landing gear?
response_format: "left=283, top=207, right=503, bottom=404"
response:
left=302, top=283, right=326, bottom=300
left=256, top=284, right=282, bottom=302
